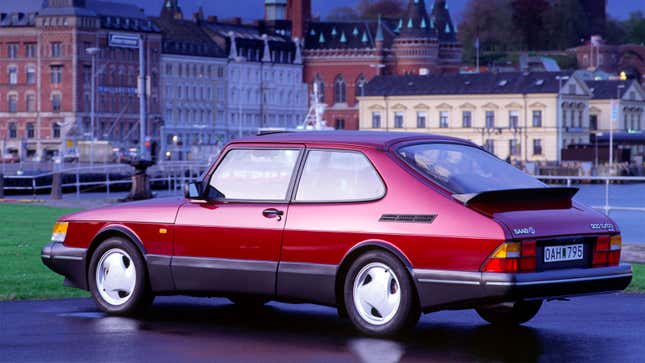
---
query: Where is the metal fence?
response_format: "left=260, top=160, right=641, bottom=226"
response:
left=536, top=175, right=645, bottom=215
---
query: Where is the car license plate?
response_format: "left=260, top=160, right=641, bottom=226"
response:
left=544, top=244, right=584, bottom=263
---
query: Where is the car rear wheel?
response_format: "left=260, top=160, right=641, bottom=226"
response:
left=88, top=237, right=153, bottom=316
left=476, top=300, right=542, bottom=326
left=344, top=250, right=419, bottom=336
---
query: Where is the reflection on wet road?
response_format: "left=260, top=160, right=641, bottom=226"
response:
left=1, top=294, right=643, bottom=362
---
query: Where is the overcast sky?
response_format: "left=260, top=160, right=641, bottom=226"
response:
left=1, top=0, right=643, bottom=21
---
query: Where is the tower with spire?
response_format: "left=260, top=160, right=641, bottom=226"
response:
left=391, top=0, right=441, bottom=75
left=160, top=0, right=183, bottom=20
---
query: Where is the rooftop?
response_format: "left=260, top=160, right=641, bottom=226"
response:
left=363, top=72, right=574, bottom=96
left=232, top=131, right=469, bottom=149
left=585, top=80, right=634, bottom=99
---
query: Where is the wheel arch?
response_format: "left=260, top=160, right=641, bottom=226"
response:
left=334, top=240, right=416, bottom=314
left=86, top=225, right=147, bottom=278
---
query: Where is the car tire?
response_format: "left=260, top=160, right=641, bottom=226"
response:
left=88, top=237, right=153, bottom=316
left=475, top=300, right=542, bottom=326
left=227, top=296, right=270, bottom=308
left=344, top=250, right=420, bottom=337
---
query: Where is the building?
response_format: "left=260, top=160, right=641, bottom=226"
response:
left=153, top=3, right=308, bottom=161
left=0, top=0, right=162, bottom=162
left=574, top=38, right=645, bottom=83
left=267, top=0, right=462, bottom=130
left=586, top=79, right=645, bottom=162
left=152, top=7, right=228, bottom=161
left=359, top=72, right=593, bottom=163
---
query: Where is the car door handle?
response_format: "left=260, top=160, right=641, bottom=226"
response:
left=262, top=208, right=284, bottom=220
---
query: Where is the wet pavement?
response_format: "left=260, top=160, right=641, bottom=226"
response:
left=1, top=294, right=644, bottom=363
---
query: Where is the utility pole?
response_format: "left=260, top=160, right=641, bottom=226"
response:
left=138, top=35, right=147, bottom=158
left=86, top=47, right=100, bottom=166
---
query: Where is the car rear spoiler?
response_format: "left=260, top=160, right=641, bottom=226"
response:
left=452, top=187, right=579, bottom=214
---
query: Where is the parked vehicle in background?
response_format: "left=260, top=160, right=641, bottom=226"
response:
left=42, top=131, right=632, bottom=336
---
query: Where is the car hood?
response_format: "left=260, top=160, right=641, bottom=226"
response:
left=493, top=202, right=617, bottom=239
left=60, top=197, right=185, bottom=224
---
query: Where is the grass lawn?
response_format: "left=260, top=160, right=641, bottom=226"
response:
left=628, top=263, right=645, bottom=293
left=0, top=204, right=89, bottom=301
left=0, top=203, right=643, bottom=301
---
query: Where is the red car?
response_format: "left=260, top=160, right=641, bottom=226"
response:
left=42, top=131, right=632, bottom=336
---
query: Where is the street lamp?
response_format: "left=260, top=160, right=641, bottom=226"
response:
left=86, top=47, right=100, bottom=166
left=556, top=75, right=570, bottom=164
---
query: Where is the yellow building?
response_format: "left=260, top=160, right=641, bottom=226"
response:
left=586, top=80, right=645, bottom=133
left=358, top=72, right=594, bottom=162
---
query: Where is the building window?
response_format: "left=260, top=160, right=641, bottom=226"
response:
left=509, top=139, right=520, bottom=156
left=590, top=114, right=598, bottom=130
left=8, top=94, right=17, bottom=113
left=371, top=111, right=381, bottom=128
left=462, top=111, right=472, bottom=128
left=26, top=123, right=35, bottom=139
left=52, top=93, right=61, bottom=112
left=8, top=66, right=18, bottom=84
left=334, top=75, right=346, bottom=104
left=533, top=139, right=542, bottom=155
left=9, top=123, right=17, bottom=138
left=355, top=74, right=366, bottom=99
left=578, top=109, right=583, bottom=128
left=439, top=111, right=449, bottom=128
left=484, top=139, right=495, bottom=154
left=51, top=42, right=62, bottom=57
left=416, top=112, right=426, bottom=128
left=50, top=65, right=63, bottom=84
left=532, top=110, right=542, bottom=127
left=26, top=65, right=36, bottom=84
left=394, top=112, right=404, bottom=128
left=485, top=111, right=495, bottom=128
left=26, top=94, right=36, bottom=112
left=25, top=43, right=36, bottom=58
left=7, top=43, right=18, bottom=58
left=509, top=110, right=519, bottom=129
left=335, top=119, right=345, bottom=130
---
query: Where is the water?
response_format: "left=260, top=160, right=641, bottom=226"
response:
left=574, top=183, right=645, bottom=244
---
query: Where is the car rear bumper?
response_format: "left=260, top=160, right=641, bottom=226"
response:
left=414, top=264, right=633, bottom=312
left=41, top=242, right=88, bottom=290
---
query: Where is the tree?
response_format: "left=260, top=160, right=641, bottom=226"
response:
left=356, top=0, right=405, bottom=20
left=326, top=6, right=360, bottom=21
left=542, top=0, right=589, bottom=49
left=624, top=11, right=645, bottom=44
left=511, top=0, right=549, bottom=50
left=457, top=0, right=521, bottom=63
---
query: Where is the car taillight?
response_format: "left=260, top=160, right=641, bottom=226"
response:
left=482, top=241, right=536, bottom=273
left=593, top=235, right=621, bottom=267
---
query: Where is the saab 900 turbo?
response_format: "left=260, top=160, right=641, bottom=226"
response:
left=42, top=131, right=632, bottom=336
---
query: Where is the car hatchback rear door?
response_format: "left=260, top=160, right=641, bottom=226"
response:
left=172, top=146, right=303, bottom=295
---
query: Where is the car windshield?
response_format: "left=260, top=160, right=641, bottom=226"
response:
left=397, top=143, right=545, bottom=194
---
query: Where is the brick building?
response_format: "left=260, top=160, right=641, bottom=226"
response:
left=0, top=0, right=161, bottom=161
left=267, top=0, right=462, bottom=130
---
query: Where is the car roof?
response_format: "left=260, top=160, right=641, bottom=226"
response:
left=230, top=131, right=470, bottom=149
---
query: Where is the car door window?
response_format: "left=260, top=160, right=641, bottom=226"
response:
left=209, top=148, right=299, bottom=200
left=295, top=150, right=385, bottom=202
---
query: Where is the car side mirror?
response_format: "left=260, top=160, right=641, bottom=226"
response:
left=185, top=182, right=205, bottom=202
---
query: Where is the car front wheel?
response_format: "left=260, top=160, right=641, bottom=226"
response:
left=344, top=250, right=419, bottom=336
left=476, top=300, right=542, bottom=326
left=88, top=237, right=153, bottom=316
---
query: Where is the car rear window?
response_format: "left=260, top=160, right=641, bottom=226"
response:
left=295, top=150, right=385, bottom=202
left=397, top=143, right=544, bottom=194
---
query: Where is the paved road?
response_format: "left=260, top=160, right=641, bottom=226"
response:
left=1, top=294, right=644, bottom=363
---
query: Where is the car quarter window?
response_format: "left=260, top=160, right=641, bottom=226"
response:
left=209, top=148, right=300, bottom=201
left=295, top=150, right=385, bottom=202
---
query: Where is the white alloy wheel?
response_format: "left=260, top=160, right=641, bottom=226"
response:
left=95, top=248, right=137, bottom=306
left=352, top=262, right=402, bottom=325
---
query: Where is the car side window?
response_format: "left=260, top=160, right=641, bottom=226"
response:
left=209, top=148, right=299, bottom=201
left=295, top=150, right=385, bottom=202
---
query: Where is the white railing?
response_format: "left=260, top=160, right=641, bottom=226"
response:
left=536, top=175, right=645, bottom=215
